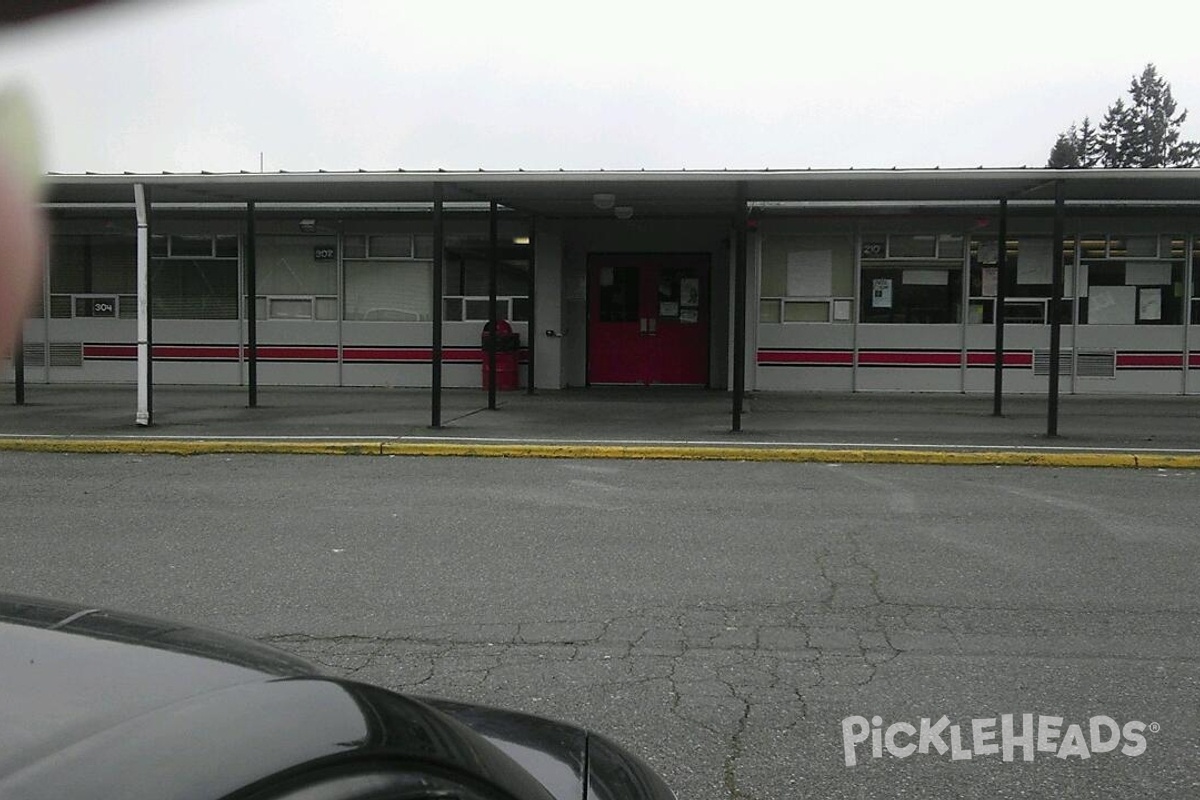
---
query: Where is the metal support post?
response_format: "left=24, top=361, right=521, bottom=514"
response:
left=732, top=187, right=748, bottom=433
left=14, top=327, right=24, bottom=405
left=1047, top=180, right=1065, bottom=437
left=992, top=198, right=1008, bottom=416
left=245, top=201, right=258, bottom=407
left=431, top=184, right=444, bottom=428
left=487, top=200, right=498, bottom=410
left=526, top=217, right=536, bottom=395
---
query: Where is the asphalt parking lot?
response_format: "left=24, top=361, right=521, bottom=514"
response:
left=3, top=449, right=1198, bottom=799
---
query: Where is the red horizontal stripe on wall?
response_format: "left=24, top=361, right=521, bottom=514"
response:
left=86, top=344, right=240, bottom=361
left=254, top=346, right=338, bottom=361
left=757, top=349, right=853, bottom=366
left=84, top=344, right=136, bottom=360
left=154, top=345, right=240, bottom=361
left=1117, top=352, right=1183, bottom=369
left=757, top=349, right=1037, bottom=368
left=859, top=350, right=960, bottom=367
left=966, top=350, right=1034, bottom=368
left=341, top=347, right=528, bottom=364
left=1191, top=353, right=1200, bottom=368
left=80, top=344, right=527, bottom=365
left=343, top=347, right=432, bottom=362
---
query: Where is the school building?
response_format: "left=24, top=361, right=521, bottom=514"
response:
left=9, top=168, right=1200, bottom=417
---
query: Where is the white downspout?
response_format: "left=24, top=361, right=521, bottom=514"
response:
left=134, top=183, right=150, bottom=426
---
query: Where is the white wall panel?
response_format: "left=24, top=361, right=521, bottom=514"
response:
left=757, top=367, right=852, bottom=392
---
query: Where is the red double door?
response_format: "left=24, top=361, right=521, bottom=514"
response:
left=587, top=253, right=709, bottom=386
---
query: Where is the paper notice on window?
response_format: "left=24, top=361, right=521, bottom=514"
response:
left=872, top=278, right=892, bottom=308
left=833, top=299, right=852, bottom=321
left=1139, top=287, right=1162, bottom=321
left=787, top=250, right=833, bottom=297
left=1088, top=285, right=1136, bottom=324
left=1017, top=239, right=1053, bottom=285
left=600, top=267, right=614, bottom=287
left=1126, top=261, right=1171, bottom=285
left=981, top=267, right=998, bottom=297
left=1069, top=265, right=1089, bottom=297
left=680, top=277, right=700, bottom=307
left=977, top=240, right=999, bottom=265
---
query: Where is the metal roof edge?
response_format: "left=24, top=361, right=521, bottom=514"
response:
left=40, top=166, right=1200, bottom=186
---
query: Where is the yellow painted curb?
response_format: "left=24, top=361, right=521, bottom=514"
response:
left=0, top=438, right=385, bottom=456
left=3, top=437, right=1200, bottom=468
left=378, top=443, right=1196, bottom=468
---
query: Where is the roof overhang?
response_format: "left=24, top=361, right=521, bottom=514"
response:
left=42, top=168, right=1200, bottom=219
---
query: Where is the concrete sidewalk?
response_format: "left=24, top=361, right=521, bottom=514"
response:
left=2, top=383, right=1200, bottom=467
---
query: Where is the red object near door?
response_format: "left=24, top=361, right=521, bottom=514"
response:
left=481, top=320, right=520, bottom=391
left=482, top=358, right=519, bottom=391
left=587, top=254, right=709, bottom=385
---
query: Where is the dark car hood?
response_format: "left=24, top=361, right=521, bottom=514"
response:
left=0, top=595, right=672, bottom=800
left=0, top=594, right=319, bottom=782
left=426, top=698, right=675, bottom=800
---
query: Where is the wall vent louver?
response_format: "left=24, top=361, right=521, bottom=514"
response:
left=49, top=342, right=84, bottom=367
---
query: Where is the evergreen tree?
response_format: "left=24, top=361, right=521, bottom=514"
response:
left=1097, top=98, right=1136, bottom=167
left=1047, top=64, right=1199, bottom=168
left=1047, top=128, right=1080, bottom=168
left=1076, top=117, right=1101, bottom=167
left=1122, top=64, right=1198, bottom=166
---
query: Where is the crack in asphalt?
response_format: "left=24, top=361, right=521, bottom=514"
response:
left=254, top=568, right=1194, bottom=799
left=253, top=540, right=917, bottom=800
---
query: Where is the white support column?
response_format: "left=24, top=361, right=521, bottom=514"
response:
left=533, top=221, right=563, bottom=388
left=134, top=183, right=150, bottom=426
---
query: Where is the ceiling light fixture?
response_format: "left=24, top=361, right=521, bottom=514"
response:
left=613, top=206, right=633, bottom=220
left=592, top=192, right=616, bottom=210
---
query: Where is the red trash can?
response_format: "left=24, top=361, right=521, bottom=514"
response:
left=481, top=320, right=520, bottom=391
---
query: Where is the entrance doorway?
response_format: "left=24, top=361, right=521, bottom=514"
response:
left=587, top=253, right=709, bottom=385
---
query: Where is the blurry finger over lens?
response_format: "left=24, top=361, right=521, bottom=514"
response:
left=0, top=87, right=43, bottom=357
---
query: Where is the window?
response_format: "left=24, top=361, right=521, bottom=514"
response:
left=888, top=234, right=937, bottom=259
left=255, top=235, right=338, bottom=321
left=1193, top=237, right=1200, bottom=325
left=860, top=234, right=963, bottom=324
left=215, top=235, right=239, bottom=258
left=596, top=265, right=638, bottom=323
left=152, top=258, right=238, bottom=319
left=758, top=235, right=854, bottom=324
left=169, top=234, right=215, bottom=257
left=967, top=236, right=1075, bottom=325
left=367, top=234, right=411, bottom=258
left=1078, top=234, right=1183, bottom=325
left=441, top=238, right=531, bottom=322
left=151, top=233, right=240, bottom=319
left=343, top=234, right=432, bottom=321
left=48, top=234, right=138, bottom=319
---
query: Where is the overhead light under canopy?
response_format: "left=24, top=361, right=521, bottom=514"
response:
left=613, top=206, right=633, bottom=220
left=592, top=192, right=616, bottom=210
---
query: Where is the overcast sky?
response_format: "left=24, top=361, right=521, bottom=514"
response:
left=2, top=0, right=1198, bottom=175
